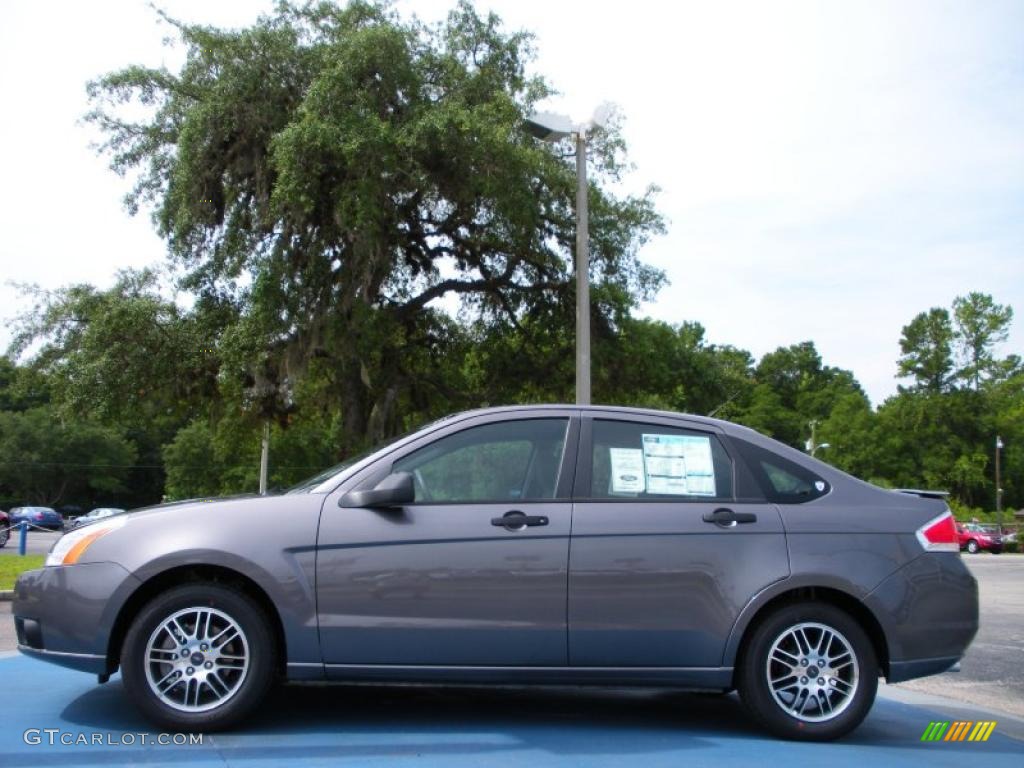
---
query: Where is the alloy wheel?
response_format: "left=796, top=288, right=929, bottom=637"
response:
left=144, top=606, right=250, bottom=713
left=765, top=621, right=860, bottom=723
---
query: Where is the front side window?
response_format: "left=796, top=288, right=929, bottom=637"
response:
left=587, top=420, right=734, bottom=501
left=393, top=418, right=568, bottom=503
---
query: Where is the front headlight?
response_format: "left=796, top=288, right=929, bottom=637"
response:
left=46, top=516, right=128, bottom=567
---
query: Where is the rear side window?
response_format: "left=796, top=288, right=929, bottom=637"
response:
left=587, top=420, right=733, bottom=501
left=731, top=438, right=830, bottom=504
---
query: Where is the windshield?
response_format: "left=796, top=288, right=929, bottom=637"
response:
left=285, top=413, right=461, bottom=494
left=285, top=451, right=375, bottom=494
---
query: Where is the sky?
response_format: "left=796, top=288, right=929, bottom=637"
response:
left=0, top=0, right=1021, bottom=406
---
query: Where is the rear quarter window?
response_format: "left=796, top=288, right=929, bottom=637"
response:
left=731, top=438, right=830, bottom=504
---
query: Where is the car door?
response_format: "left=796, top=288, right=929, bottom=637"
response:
left=318, top=411, right=578, bottom=672
left=568, top=414, right=789, bottom=668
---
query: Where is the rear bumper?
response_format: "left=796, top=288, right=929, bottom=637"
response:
left=887, top=655, right=961, bottom=683
left=12, top=562, right=140, bottom=675
left=865, top=552, right=978, bottom=682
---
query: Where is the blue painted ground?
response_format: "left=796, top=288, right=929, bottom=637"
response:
left=0, top=655, right=1020, bottom=767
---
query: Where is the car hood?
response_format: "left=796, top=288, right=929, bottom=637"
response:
left=129, top=493, right=262, bottom=514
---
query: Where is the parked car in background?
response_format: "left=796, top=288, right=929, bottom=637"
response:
left=68, top=508, right=126, bottom=530
left=0, top=510, right=9, bottom=548
left=955, top=522, right=1003, bottom=554
left=8, top=507, right=64, bottom=531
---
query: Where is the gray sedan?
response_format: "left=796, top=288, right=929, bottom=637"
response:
left=12, top=405, right=978, bottom=740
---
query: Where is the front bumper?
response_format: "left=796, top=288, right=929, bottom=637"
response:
left=13, top=562, right=141, bottom=675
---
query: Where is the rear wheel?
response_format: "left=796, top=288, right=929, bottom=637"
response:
left=737, top=602, right=877, bottom=741
left=121, top=583, right=276, bottom=731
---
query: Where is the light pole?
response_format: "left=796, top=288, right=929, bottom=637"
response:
left=996, top=435, right=1004, bottom=532
left=259, top=420, right=270, bottom=495
left=805, top=420, right=830, bottom=457
left=524, top=104, right=611, bottom=405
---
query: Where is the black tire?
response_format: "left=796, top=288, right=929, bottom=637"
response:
left=966, top=540, right=979, bottom=554
left=121, top=583, right=276, bottom=732
left=737, top=602, right=878, bottom=741
left=0, top=526, right=8, bottom=548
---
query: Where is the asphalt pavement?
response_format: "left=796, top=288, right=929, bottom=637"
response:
left=0, top=528, right=61, bottom=557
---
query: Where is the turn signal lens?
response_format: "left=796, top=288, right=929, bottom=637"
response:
left=45, top=516, right=127, bottom=567
left=915, top=511, right=959, bottom=553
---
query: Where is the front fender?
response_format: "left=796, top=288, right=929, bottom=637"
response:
left=84, top=494, right=325, bottom=667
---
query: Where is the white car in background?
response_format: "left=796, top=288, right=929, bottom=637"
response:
left=68, top=507, right=126, bottom=530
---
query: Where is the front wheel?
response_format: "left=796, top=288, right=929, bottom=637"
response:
left=966, top=540, right=979, bottom=554
left=121, top=583, right=276, bottom=731
left=0, top=525, right=8, bottom=548
left=737, top=602, right=878, bottom=741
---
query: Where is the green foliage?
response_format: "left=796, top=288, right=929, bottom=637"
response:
left=0, top=406, right=136, bottom=507
left=897, top=308, right=955, bottom=392
left=162, top=411, right=338, bottom=500
left=953, top=292, right=1014, bottom=390
left=8, top=270, right=217, bottom=429
left=898, top=294, right=1017, bottom=394
left=732, top=342, right=866, bottom=448
left=81, top=0, right=664, bottom=454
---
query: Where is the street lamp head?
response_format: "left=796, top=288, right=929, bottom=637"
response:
left=523, top=111, right=574, bottom=142
left=525, top=102, right=615, bottom=142
left=819, top=443, right=831, bottom=450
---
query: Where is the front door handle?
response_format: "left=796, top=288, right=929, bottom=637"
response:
left=491, top=510, right=549, bottom=530
left=702, top=507, right=757, bottom=526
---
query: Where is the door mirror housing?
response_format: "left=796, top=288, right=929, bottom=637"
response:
left=339, top=472, right=415, bottom=508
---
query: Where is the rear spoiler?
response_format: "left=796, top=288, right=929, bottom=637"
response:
left=894, top=488, right=950, bottom=500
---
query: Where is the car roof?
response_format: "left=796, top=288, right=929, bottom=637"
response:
left=446, top=404, right=734, bottom=430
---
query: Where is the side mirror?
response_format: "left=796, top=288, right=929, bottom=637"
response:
left=339, top=471, right=415, bottom=508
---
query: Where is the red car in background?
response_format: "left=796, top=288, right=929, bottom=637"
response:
left=956, top=522, right=1004, bottom=554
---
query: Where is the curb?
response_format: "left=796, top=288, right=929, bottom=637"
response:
left=0, top=591, right=13, bottom=601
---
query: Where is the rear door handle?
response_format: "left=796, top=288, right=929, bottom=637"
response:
left=491, top=510, right=549, bottom=530
left=702, top=507, right=757, bottom=526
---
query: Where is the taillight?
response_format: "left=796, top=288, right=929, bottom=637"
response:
left=916, top=511, right=959, bottom=552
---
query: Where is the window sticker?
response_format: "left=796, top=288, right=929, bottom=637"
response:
left=641, top=434, right=716, bottom=496
left=609, top=447, right=645, bottom=493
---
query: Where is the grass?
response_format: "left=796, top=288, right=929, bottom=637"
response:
left=0, top=555, right=46, bottom=590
